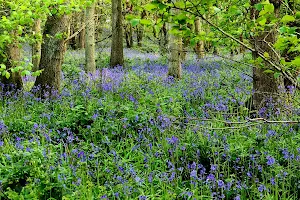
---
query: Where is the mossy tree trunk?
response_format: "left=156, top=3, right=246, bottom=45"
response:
left=34, top=14, right=70, bottom=95
left=250, top=0, right=284, bottom=110
left=194, top=17, right=205, bottom=59
left=1, top=39, right=23, bottom=92
left=168, top=6, right=182, bottom=79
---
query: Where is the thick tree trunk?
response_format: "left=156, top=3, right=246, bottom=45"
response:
left=0, top=41, right=23, bottom=92
left=32, top=19, right=42, bottom=72
left=194, top=17, right=205, bottom=59
left=34, top=14, right=70, bottom=94
left=85, top=3, right=96, bottom=73
left=168, top=6, right=182, bottom=79
left=110, top=0, right=124, bottom=67
left=250, top=0, right=284, bottom=110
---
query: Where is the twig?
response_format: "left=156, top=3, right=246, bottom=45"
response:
left=64, top=23, right=86, bottom=43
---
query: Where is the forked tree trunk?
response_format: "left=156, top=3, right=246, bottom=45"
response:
left=32, top=19, right=42, bottom=72
left=1, top=40, right=23, bottom=92
left=110, top=0, right=124, bottom=67
left=168, top=5, right=182, bottom=79
left=85, top=3, right=96, bottom=73
left=34, top=14, right=70, bottom=94
left=250, top=0, right=284, bottom=110
left=194, top=17, right=205, bottom=59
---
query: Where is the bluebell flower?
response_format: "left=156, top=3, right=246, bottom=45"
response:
left=258, top=184, right=266, bottom=192
left=207, top=174, right=215, bottom=181
left=218, top=180, right=225, bottom=188
left=266, top=156, right=275, bottom=166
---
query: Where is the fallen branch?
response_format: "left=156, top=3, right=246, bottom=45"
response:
left=174, top=116, right=300, bottom=125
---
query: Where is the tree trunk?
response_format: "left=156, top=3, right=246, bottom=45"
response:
left=124, top=0, right=133, bottom=48
left=194, top=17, right=205, bottom=59
left=283, top=0, right=300, bottom=88
left=85, top=3, right=96, bottom=73
left=32, top=19, right=42, bottom=72
left=34, top=14, right=70, bottom=95
left=239, top=33, right=245, bottom=54
left=0, top=40, right=23, bottom=92
left=125, top=23, right=133, bottom=48
left=250, top=0, right=284, bottom=110
left=168, top=6, right=182, bottom=79
left=110, top=0, right=124, bottom=67
left=137, top=10, right=146, bottom=47
left=159, top=22, right=168, bottom=54
left=77, top=12, right=85, bottom=49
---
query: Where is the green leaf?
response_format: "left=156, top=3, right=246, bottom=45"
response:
left=291, top=57, right=300, bottom=67
left=263, top=52, right=269, bottom=58
left=5, top=71, right=10, bottom=79
left=0, top=64, right=6, bottom=70
left=32, top=69, right=43, bottom=77
left=130, top=19, right=140, bottom=27
left=274, top=72, right=281, bottom=79
left=264, top=4, right=274, bottom=13
left=213, top=6, right=221, bottom=13
left=258, top=17, right=267, bottom=26
left=264, top=69, right=274, bottom=74
left=140, top=19, right=152, bottom=26
left=281, top=15, right=295, bottom=23
left=254, top=3, right=263, bottom=11
left=144, top=3, right=158, bottom=11
left=21, top=70, right=31, bottom=76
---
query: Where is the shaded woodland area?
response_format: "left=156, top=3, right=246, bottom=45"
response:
left=0, top=0, right=299, bottom=199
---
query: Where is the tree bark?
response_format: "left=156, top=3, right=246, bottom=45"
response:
left=124, top=0, right=133, bottom=48
left=125, top=23, right=133, bottom=48
left=110, top=0, right=124, bottom=67
left=34, top=14, right=70, bottom=95
left=250, top=0, right=284, bottom=110
left=283, top=0, right=300, bottom=88
left=32, top=19, right=42, bottom=72
left=168, top=5, right=182, bottom=79
left=194, top=17, right=205, bottom=59
left=79, top=12, right=86, bottom=49
left=1, top=40, right=23, bottom=92
left=137, top=10, right=146, bottom=47
left=159, top=22, right=168, bottom=54
left=85, top=3, right=96, bottom=73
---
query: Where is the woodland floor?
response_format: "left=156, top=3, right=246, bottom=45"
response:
left=0, top=48, right=299, bottom=200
